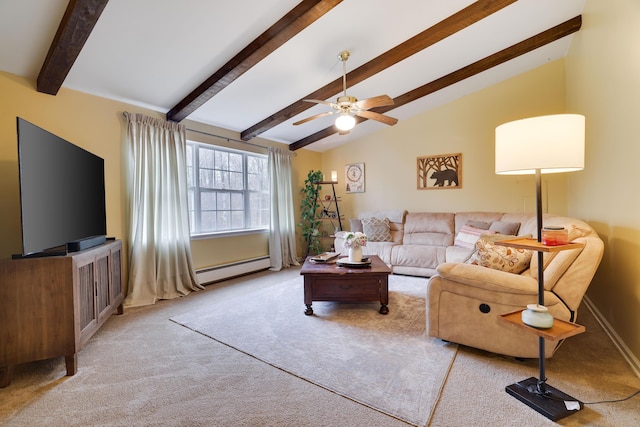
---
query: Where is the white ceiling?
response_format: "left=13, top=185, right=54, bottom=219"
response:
left=0, top=0, right=585, bottom=151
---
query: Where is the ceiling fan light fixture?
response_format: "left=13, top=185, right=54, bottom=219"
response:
left=335, top=114, right=356, bottom=131
left=295, top=50, right=397, bottom=132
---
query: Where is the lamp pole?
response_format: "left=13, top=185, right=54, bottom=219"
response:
left=535, top=168, right=547, bottom=394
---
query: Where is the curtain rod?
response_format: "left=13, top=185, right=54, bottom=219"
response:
left=122, top=111, right=275, bottom=151
left=185, top=127, right=269, bottom=150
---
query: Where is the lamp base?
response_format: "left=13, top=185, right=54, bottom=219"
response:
left=505, top=377, right=583, bottom=421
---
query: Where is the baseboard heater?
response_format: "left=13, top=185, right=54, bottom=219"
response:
left=196, top=256, right=270, bottom=285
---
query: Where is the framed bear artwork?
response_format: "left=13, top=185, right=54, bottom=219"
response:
left=417, top=153, right=462, bottom=190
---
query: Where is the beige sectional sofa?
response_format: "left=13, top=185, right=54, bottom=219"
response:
left=335, top=210, right=531, bottom=276
left=334, top=210, right=604, bottom=358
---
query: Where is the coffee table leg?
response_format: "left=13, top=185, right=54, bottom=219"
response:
left=305, top=304, right=314, bottom=315
left=379, top=276, right=389, bottom=314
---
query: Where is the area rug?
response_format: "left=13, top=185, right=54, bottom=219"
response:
left=170, top=274, right=458, bottom=426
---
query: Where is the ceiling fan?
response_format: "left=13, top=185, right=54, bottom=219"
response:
left=293, top=50, right=398, bottom=133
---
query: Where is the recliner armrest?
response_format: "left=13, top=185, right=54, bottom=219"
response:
left=436, top=262, right=538, bottom=295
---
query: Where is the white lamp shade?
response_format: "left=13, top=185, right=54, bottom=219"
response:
left=335, top=114, right=356, bottom=131
left=495, top=114, right=585, bottom=175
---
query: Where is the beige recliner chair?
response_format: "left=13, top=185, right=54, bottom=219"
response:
left=426, top=215, right=604, bottom=358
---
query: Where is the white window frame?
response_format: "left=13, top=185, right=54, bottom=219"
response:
left=187, top=141, right=269, bottom=238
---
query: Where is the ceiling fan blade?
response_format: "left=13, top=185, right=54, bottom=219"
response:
left=356, top=110, right=398, bottom=126
left=293, top=111, right=334, bottom=126
left=354, top=95, right=394, bottom=110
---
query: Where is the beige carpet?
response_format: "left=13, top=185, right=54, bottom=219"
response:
left=1, top=267, right=639, bottom=426
left=170, top=274, right=458, bottom=426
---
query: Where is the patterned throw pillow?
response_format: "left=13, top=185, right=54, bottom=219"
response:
left=454, top=225, right=496, bottom=249
left=361, top=217, right=392, bottom=242
left=473, top=234, right=532, bottom=274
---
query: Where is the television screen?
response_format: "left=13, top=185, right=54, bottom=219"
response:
left=16, top=117, right=107, bottom=256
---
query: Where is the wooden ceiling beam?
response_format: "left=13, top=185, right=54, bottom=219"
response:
left=289, top=15, right=583, bottom=151
left=166, top=0, right=342, bottom=123
left=37, top=0, right=110, bottom=95
left=241, top=0, right=516, bottom=141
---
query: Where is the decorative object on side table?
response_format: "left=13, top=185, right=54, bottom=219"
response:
left=541, top=226, right=569, bottom=246
left=495, top=113, right=585, bottom=421
left=342, top=231, right=367, bottom=262
left=521, top=304, right=554, bottom=329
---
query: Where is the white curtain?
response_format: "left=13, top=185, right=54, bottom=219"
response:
left=268, top=146, right=299, bottom=270
left=124, top=113, right=202, bottom=307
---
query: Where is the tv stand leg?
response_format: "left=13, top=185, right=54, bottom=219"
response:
left=65, top=354, right=77, bottom=376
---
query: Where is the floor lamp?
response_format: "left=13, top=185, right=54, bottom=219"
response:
left=495, top=114, right=585, bottom=420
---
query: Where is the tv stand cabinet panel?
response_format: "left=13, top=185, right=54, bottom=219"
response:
left=0, top=240, right=123, bottom=387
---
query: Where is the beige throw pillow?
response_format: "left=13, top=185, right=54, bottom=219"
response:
left=361, top=217, right=391, bottom=242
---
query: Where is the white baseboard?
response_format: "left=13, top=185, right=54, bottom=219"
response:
left=583, top=296, right=640, bottom=379
left=196, top=256, right=270, bottom=285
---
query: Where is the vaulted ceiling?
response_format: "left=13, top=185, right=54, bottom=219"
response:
left=0, top=0, right=585, bottom=151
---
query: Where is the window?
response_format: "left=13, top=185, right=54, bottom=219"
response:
left=186, top=141, right=269, bottom=236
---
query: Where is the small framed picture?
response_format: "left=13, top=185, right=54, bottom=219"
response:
left=345, top=162, right=365, bottom=193
left=417, top=153, right=462, bottom=190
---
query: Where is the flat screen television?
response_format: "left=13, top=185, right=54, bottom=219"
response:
left=15, top=117, right=107, bottom=257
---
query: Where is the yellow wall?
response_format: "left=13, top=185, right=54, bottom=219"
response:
left=0, top=71, right=310, bottom=276
left=320, top=60, right=569, bottom=222
left=0, top=72, right=137, bottom=259
left=565, top=0, right=640, bottom=363
left=291, top=148, right=323, bottom=255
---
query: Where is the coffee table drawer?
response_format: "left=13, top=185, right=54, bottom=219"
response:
left=311, top=277, right=382, bottom=301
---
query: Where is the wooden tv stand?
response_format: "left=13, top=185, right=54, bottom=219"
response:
left=0, top=240, right=124, bottom=387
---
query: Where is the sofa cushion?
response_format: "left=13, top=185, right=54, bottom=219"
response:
left=403, top=212, right=455, bottom=246
left=465, top=220, right=491, bottom=230
left=489, top=220, right=520, bottom=235
left=454, top=225, right=497, bottom=249
left=361, top=217, right=392, bottom=242
left=359, top=209, right=406, bottom=224
left=405, top=212, right=454, bottom=234
left=349, top=218, right=363, bottom=233
left=361, top=241, right=396, bottom=265
left=391, top=244, right=446, bottom=269
left=471, top=234, right=532, bottom=274
left=454, top=212, right=504, bottom=234
left=446, top=245, right=476, bottom=263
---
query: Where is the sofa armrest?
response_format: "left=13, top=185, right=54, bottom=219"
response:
left=436, top=262, right=539, bottom=295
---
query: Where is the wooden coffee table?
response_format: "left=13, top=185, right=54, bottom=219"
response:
left=300, top=255, right=392, bottom=315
